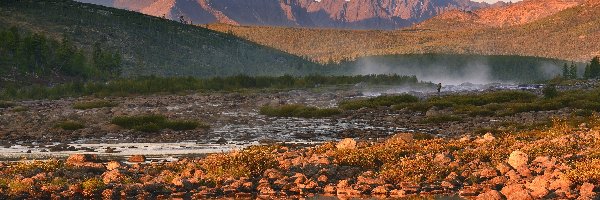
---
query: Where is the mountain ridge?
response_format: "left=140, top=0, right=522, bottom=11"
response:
left=77, top=0, right=499, bottom=29
left=419, top=0, right=586, bottom=28
left=206, top=0, right=599, bottom=62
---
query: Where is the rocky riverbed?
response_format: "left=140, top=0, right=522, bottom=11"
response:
left=0, top=84, right=581, bottom=160
left=0, top=126, right=599, bottom=199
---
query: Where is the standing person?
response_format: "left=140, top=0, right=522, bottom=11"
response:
left=437, top=83, right=442, bottom=93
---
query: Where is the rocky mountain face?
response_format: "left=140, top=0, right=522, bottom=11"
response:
left=423, top=0, right=587, bottom=28
left=77, top=0, right=495, bottom=29
left=206, top=0, right=599, bottom=63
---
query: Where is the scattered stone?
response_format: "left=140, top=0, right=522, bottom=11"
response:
left=66, top=154, right=98, bottom=164
left=336, top=138, right=356, bottom=150
left=128, top=155, right=146, bottom=163
left=106, top=161, right=122, bottom=171
left=476, top=190, right=504, bottom=200
left=579, top=182, right=597, bottom=199
left=501, top=184, right=533, bottom=200
left=507, top=150, right=529, bottom=169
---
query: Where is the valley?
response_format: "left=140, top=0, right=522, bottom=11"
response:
left=1, top=0, right=600, bottom=199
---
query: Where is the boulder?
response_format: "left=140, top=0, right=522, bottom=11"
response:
left=324, top=185, right=336, bottom=194
left=336, top=138, right=356, bottom=150
left=102, top=170, right=125, bottom=184
left=501, top=184, right=533, bottom=200
left=371, top=185, right=389, bottom=195
left=525, top=176, right=550, bottom=199
left=106, top=161, right=122, bottom=171
left=508, top=151, right=529, bottom=169
left=476, top=190, right=504, bottom=200
left=66, top=154, right=98, bottom=164
left=128, top=155, right=146, bottom=163
left=579, top=182, right=597, bottom=199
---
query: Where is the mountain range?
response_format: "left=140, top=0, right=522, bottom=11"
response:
left=207, top=0, right=600, bottom=62
left=76, top=0, right=503, bottom=29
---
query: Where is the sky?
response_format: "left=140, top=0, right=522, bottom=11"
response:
left=472, top=0, right=522, bottom=3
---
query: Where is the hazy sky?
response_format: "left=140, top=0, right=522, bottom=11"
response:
left=472, top=0, right=522, bottom=3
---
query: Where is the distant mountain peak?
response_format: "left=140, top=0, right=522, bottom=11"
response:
left=77, top=0, right=493, bottom=29
left=422, top=0, right=586, bottom=28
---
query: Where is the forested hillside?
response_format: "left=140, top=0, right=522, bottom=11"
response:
left=0, top=0, right=322, bottom=79
left=0, top=27, right=121, bottom=85
left=207, top=0, right=600, bottom=63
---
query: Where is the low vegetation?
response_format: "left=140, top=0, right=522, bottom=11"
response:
left=260, top=104, right=341, bottom=118
left=0, top=74, right=428, bottom=100
left=0, top=101, right=15, bottom=108
left=54, top=120, right=85, bottom=131
left=339, top=94, right=420, bottom=110
left=200, top=145, right=279, bottom=179
left=1, top=117, right=600, bottom=198
left=419, top=115, right=463, bottom=124
left=111, top=114, right=208, bottom=132
left=343, top=88, right=600, bottom=120
left=73, top=100, right=118, bottom=110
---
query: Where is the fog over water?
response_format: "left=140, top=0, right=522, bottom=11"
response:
left=347, top=55, right=569, bottom=85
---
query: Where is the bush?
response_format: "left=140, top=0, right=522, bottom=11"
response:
left=12, top=106, right=28, bottom=112
left=54, top=120, right=85, bottom=130
left=163, top=120, right=207, bottom=130
left=393, top=102, right=432, bottom=112
left=420, top=115, right=463, bottom=124
left=260, top=104, right=341, bottom=118
left=428, top=91, right=536, bottom=107
left=81, top=178, right=106, bottom=196
left=339, top=94, right=419, bottom=110
left=111, top=115, right=207, bottom=132
left=0, top=101, right=15, bottom=108
left=111, top=115, right=167, bottom=129
left=380, top=156, right=451, bottom=184
left=568, top=159, right=600, bottom=184
left=73, top=100, right=118, bottom=110
left=543, top=85, right=559, bottom=99
left=201, top=145, right=279, bottom=179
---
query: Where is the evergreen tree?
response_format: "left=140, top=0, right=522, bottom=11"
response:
left=591, top=57, right=600, bottom=79
left=569, top=62, right=577, bottom=79
left=584, top=64, right=591, bottom=79
left=562, top=63, right=569, bottom=79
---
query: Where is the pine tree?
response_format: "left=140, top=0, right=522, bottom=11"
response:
left=562, top=63, right=570, bottom=79
left=584, top=64, right=591, bottom=79
left=591, top=57, right=600, bottom=79
left=569, top=62, right=577, bottom=79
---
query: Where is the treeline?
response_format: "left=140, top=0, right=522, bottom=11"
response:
left=583, top=57, right=600, bottom=79
left=0, top=74, right=429, bottom=100
left=0, top=0, right=322, bottom=78
left=0, top=27, right=121, bottom=84
left=559, top=57, right=600, bottom=80
left=337, top=54, right=569, bottom=82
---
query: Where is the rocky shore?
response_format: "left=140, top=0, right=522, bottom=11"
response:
left=1, top=119, right=599, bottom=199
left=0, top=87, right=570, bottom=148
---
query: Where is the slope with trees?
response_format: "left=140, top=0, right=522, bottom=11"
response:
left=0, top=0, right=322, bottom=79
left=0, top=27, right=120, bottom=85
left=206, top=0, right=600, bottom=63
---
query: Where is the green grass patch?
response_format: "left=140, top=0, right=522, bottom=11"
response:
left=11, top=106, right=28, bottom=112
left=111, top=114, right=208, bottom=132
left=427, top=91, right=537, bottom=108
left=339, top=94, right=419, bottom=110
left=54, top=120, right=85, bottom=130
left=260, top=104, right=341, bottom=118
left=0, top=101, right=15, bottom=108
left=420, top=115, right=463, bottom=124
left=73, top=100, right=118, bottom=110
